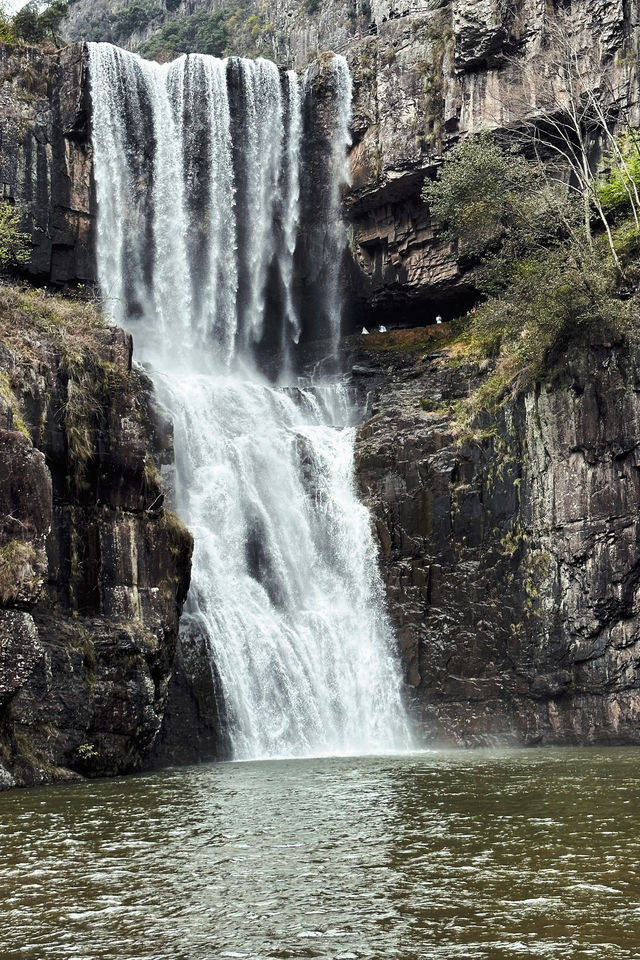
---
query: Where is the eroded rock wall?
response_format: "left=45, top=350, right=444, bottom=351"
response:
left=17, top=2, right=640, bottom=319
left=0, top=292, right=192, bottom=788
left=344, top=0, right=640, bottom=321
left=0, top=42, right=94, bottom=285
left=355, top=336, right=640, bottom=746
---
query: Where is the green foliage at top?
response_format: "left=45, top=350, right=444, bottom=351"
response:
left=12, top=0, right=68, bottom=45
left=140, top=9, right=229, bottom=59
left=112, top=1, right=163, bottom=42
left=597, top=132, right=640, bottom=215
left=0, top=4, right=13, bottom=43
left=129, top=0, right=274, bottom=61
left=424, top=134, right=640, bottom=418
left=422, top=134, right=566, bottom=261
left=0, top=0, right=68, bottom=46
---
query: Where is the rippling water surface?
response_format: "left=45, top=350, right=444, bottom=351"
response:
left=2, top=749, right=640, bottom=959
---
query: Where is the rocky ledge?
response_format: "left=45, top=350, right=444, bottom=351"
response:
left=0, top=285, right=192, bottom=789
left=354, top=329, right=640, bottom=746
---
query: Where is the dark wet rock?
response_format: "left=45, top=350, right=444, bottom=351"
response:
left=0, top=299, right=192, bottom=789
left=153, top=619, right=230, bottom=768
left=355, top=338, right=640, bottom=746
left=0, top=42, right=94, bottom=286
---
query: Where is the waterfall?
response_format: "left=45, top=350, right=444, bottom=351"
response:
left=88, top=42, right=412, bottom=759
left=324, top=57, right=353, bottom=347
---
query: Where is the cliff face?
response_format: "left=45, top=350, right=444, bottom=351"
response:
left=4, top=3, right=640, bottom=763
left=344, top=0, right=640, bottom=322
left=354, top=334, right=640, bottom=746
left=0, top=286, right=192, bottom=788
left=0, top=42, right=94, bottom=286
left=59, top=0, right=640, bottom=321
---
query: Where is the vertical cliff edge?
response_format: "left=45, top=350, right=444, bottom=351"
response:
left=0, top=285, right=192, bottom=788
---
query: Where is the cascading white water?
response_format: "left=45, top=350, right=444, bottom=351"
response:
left=89, top=42, right=412, bottom=759
left=324, top=58, right=353, bottom=347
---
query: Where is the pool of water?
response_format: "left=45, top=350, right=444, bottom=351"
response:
left=2, top=748, right=640, bottom=959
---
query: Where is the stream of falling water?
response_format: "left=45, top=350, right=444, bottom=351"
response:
left=88, top=43, right=412, bottom=759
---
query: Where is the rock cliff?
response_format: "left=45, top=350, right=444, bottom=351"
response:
left=0, top=285, right=192, bottom=788
left=59, top=0, right=640, bottom=322
left=354, top=330, right=640, bottom=745
left=0, top=42, right=93, bottom=286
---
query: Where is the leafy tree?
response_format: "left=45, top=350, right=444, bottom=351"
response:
left=194, top=11, right=228, bottom=55
left=424, top=134, right=640, bottom=406
left=12, top=1, right=40, bottom=42
left=422, top=134, right=579, bottom=294
left=37, top=0, right=69, bottom=43
left=0, top=7, right=15, bottom=44
left=12, top=0, right=69, bottom=45
left=422, top=135, right=548, bottom=259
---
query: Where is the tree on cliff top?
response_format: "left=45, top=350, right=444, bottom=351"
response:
left=12, top=0, right=69, bottom=45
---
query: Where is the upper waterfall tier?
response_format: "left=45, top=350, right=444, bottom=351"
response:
left=88, top=43, right=352, bottom=369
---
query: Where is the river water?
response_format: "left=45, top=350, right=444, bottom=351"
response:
left=2, top=748, right=639, bottom=959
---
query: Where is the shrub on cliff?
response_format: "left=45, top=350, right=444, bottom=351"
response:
left=421, top=134, right=561, bottom=261
left=598, top=132, right=640, bottom=220
left=422, top=135, right=578, bottom=277
left=0, top=201, right=30, bottom=272
left=423, top=134, right=640, bottom=411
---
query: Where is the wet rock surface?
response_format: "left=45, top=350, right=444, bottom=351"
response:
left=354, top=333, right=640, bottom=746
left=0, top=302, right=192, bottom=788
left=0, top=42, right=94, bottom=285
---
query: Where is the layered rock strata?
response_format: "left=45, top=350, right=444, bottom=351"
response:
left=0, top=42, right=93, bottom=285
left=60, top=0, right=640, bottom=323
left=354, top=333, right=640, bottom=745
left=0, top=288, right=192, bottom=788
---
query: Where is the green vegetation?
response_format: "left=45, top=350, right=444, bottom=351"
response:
left=0, top=370, right=29, bottom=436
left=0, top=0, right=69, bottom=47
left=76, top=742, right=99, bottom=761
left=422, top=132, right=640, bottom=421
left=598, top=131, right=640, bottom=218
left=112, top=1, right=163, bottom=42
left=0, top=284, right=136, bottom=488
left=140, top=9, right=230, bottom=60
left=0, top=201, right=30, bottom=271
left=0, top=539, right=40, bottom=605
left=137, top=1, right=274, bottom=62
